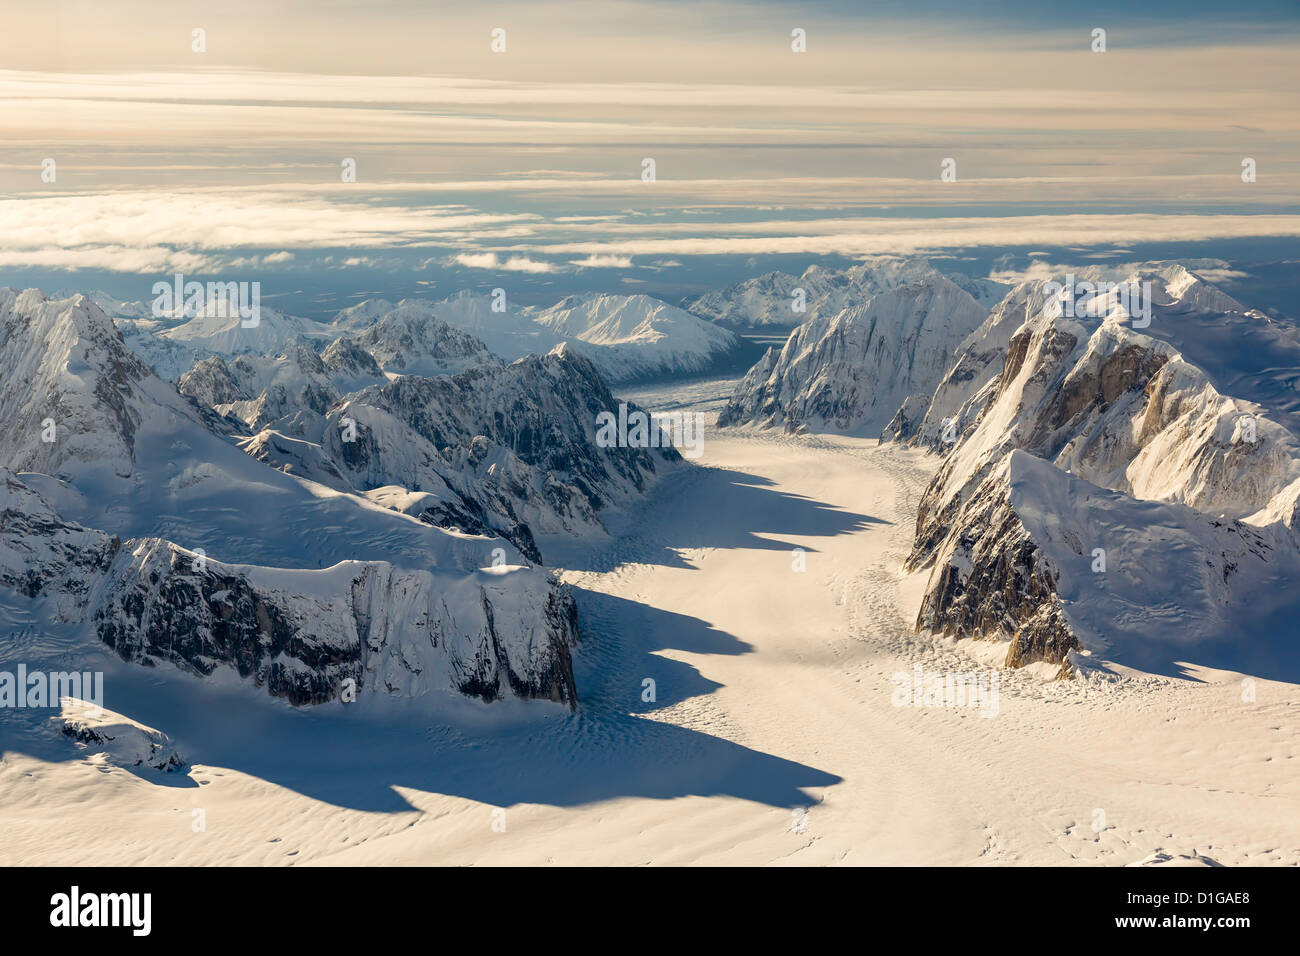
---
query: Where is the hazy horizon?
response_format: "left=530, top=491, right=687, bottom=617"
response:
left=3, top=0, right=1298, bottom=315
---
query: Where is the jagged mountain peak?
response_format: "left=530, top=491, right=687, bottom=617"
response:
left=0, top=288, right=195, bottom=480
left=897, top=265, right=1300, bottom=675
left=344, top=304, right=500, bottom=377
left=909, top=279, right=1300, bottom=569
left=718, top=274, right=988, bottom=434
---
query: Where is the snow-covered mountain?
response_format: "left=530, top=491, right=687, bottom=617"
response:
left=0, top=287, right=196, bottom=481
left=177, top=340, right=387, bottom=431
left=0, top=289, right=531, bottom=565
left=108, top=297, right=334, bottom=382
left=244, top=344, right=679, bottom=561
left=884, top=278, right=1065, bottom=449
left=898, top=264, right=1300, bottom=675
left=686, top=257, right=1007, bottom=330
left=337, top=300, right=499, bottom=377
left=334, top=292, right=740, bottom=385
left=907, top=265, right=1300, bottom=553
left=530, top=293, right=742, bottom=382
left=160, top=302, right=332, bottom=355
left=888, top=261, right=1300, bottom=450
left=384, top=289, right=558, bottom=360
left=108, top=288, right=743, bottom=387
left=59, top=701, right=188, bottom=773
left=717, top=275, right=988, bottom=434
left=0, top=288, right=593, bottom=708
left=178, top=322, right=678, bottom=561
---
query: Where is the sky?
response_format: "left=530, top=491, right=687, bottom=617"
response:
left=2, top=0, right=1298, bottom=315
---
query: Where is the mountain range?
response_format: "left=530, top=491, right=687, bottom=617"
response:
left=718, top=260, right=1300, bottom=677
left=686, top=257, right=1007, bottom=330
left=109, top=289, right=742, bottom=387
left=0, top=287, right=678, bottom=710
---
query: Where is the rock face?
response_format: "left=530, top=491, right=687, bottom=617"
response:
left=918, top=450, right=1300, bottom=674
left=178, top=342, right=387, bottom=431
left=93, top=539, right=579, bottom=708
left=718, top=276, right=988, bottom=434
left=341, top=345, right=672, bottom=514
left=884, top=279, right=1057, bottom=448
left=0, top=467, right=579, bottom=707
left=903, top=264, right=1300, bottom=674
left=885, top=261, right=1300, bottom=451
left=908, top=267, right=1300, bottom=571
left=0, top=470, right=118, bottom=620
left=914, top=452, right=1080, bottom=669
left=686, top=257, right=1007, bottom=329
left=879, top=394, right=929, bottom=443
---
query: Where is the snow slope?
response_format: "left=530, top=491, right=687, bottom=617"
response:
left=99, top=294, right=336, bottom=383
left=397, top=289, right=559, bottom=361
left=59, top=701, right=188, bottom=773
left=161, top=303, right=332, bottom=356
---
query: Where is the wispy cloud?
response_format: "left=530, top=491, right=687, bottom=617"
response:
left=570, top=254, right=634, bottom=268
left=2, top=182, right=1297, bottom=273
left=452, top=252, right=559, bottom=273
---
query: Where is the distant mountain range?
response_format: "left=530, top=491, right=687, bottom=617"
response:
left=105, top=289, right=743, bottom=387
left=685, top=257, right=1007, bottom=330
